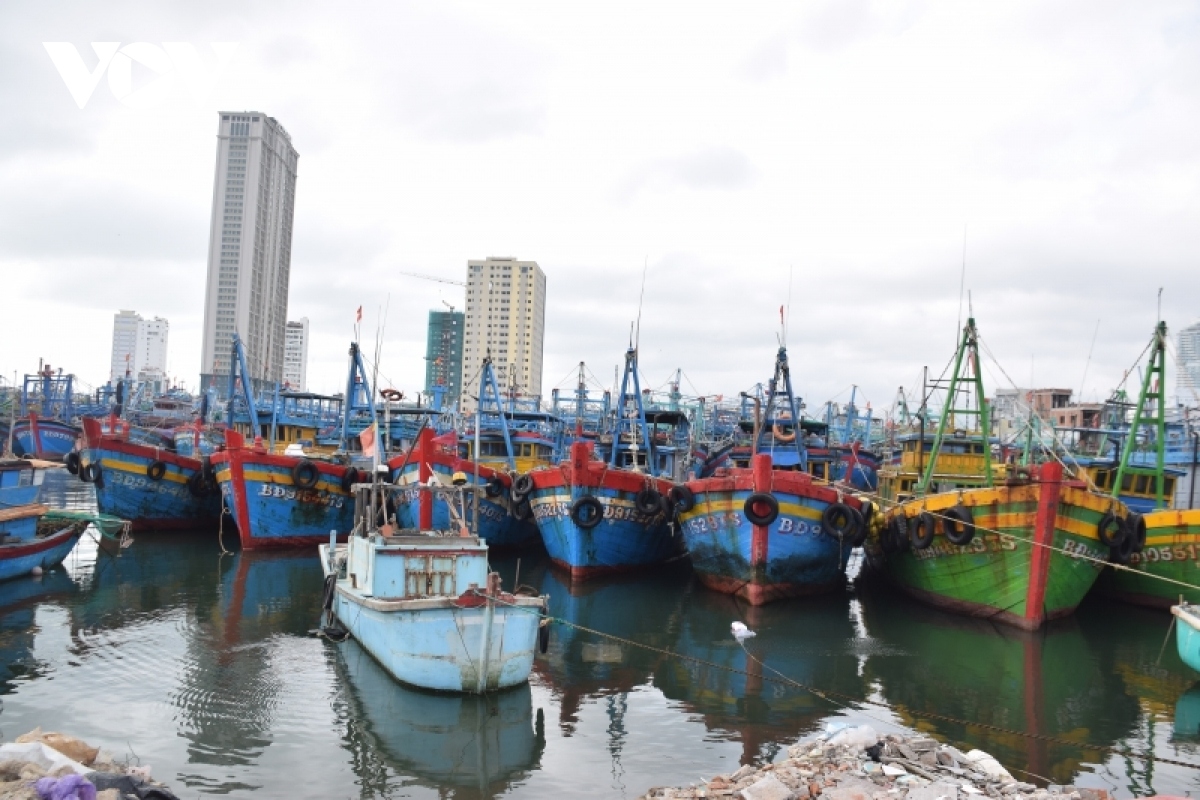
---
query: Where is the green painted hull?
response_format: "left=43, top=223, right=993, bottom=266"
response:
left=866, top=485, right=1113, bottom=629
left=1100, top=509, right=1200, bottom=608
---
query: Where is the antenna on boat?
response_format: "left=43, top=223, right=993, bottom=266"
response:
left=634, top=257, right=648, bottom=351
left=1078, top=318, right=1101, bottom=401
left=784, top=264, right=793, bottom=348
left=956, top=225, right=968, bottom=338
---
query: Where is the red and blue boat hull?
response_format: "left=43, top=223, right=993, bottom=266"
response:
left=5, top=416, right=78, bottom=461
left=391, top=460, right=537, bottom=548
left=0, top=523, right=83, bottom=583
left=80, top=418, right=219, bottom=532
left=525, top=441, right=679, bottom=580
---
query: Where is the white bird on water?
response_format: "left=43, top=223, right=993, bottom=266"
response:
left=731, top=621, right=756, bottom=641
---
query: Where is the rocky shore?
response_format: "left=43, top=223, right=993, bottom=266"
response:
left=0, top=728, right=178, bottom=799
left=640, top=726, right=1114, bottom=800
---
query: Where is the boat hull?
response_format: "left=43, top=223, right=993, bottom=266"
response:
left=1173, top=605, right=1200, bottom=673
left=867, top=468, right=1115, bottom=630
left=214, top=447, right=353, bottom=549
left=0, top=524, right=83, bottom=582
left=680, top=465, right=857, bottom=605
left=1100, top=509, right=1200, bottom=608
left=80, top=423, right=220, bottom=532
left=8, top=419, right=78, bottom=461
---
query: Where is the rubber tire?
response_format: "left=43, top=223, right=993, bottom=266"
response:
left=942, top=505, right=976, bottom=546
left=1110, top=529, right=1135, bottom=565
left=891, top=514, right=911, bottom=552
left=64, top=452, right=81, bottom=475
left=570, top=495, right=603, bottom=529
left=92, top=465, right=104, bottom=489
left=512, top=498, right=533, bottom=521
left=881, top=515, right=903, bottom=554
left=822, top=502, right=861, bottom=541
left=668, top=485, right=695, bottom=515
left=1097, top=510, right=1126, bottom=548
left=910, top=512, right=936, bottom=549
left=292, top=459, right=320, bottom=490
left=146, top=460, right=167, bottom=481
left=511, top=473, right=535, bottom=502
left=1125, top=513, right=1147, bottom=554
left=187, top=471, right=207, bottom=497
left=743, top=493, right=779, bottom=527
left=340, top=467, right=361, bottom=493
left=484, top=476, right=505, bottom=498
left=636, top=488, right=663, bottom=516
left=538, top=622, right=550, bottom=654
left=79, top=462, right=95, bottom=484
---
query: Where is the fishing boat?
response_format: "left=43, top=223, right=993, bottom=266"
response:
left=390, top=359, right=548, bottom=549
left=1071, top=322, right=1200, bottom=608
left=866, top=317, right=1126, bottom=630
left=522, top=346, right=684, bottom=580
left=74, top=417, right=220, bottom=532
left=1172, top=604, right=1200, bottom=673
left=0, top=366, right=83, bottom=461
left=319, top=475, right=547, bottom=693
left=678, top=347, right=871, bottom=605
left=213, top=336, right=375, bottom=549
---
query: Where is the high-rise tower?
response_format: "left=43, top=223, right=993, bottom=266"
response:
left=424, top=309, right=464, bottom=405
left=1179, top=321, right=1200, bottom=402
left=283, top=318, right=309, bottom=391
left=461, top=257, right=546, bottom=408
left=199, top=112, right=299, bottom=391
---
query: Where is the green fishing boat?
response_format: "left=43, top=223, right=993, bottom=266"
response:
left=865, top=317, right=1128, bottom=630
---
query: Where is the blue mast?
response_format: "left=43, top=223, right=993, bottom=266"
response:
left=477, top=357, right=517, bottom=472
left=225, top=334, right=261, bottom=437
left=339, top=342, right=377, bottom=449
left=610, top=347, right=655, bottom=470
left=753, top=347, right=808, bottom=471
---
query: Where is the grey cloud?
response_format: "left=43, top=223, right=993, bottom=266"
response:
left=619, top=146, right=756, bottom=201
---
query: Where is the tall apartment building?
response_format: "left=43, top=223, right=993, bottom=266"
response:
left=1178, top=321, right=1200, bottom=402
left=424, top=309, right=464, bottom=405
left=461, top=257, right=546, bottom=408
left=199, top=111, right=299, bottom=392
left=109, top=310, right=169, bottom=385
left=283, top=318, right=309, bottom=391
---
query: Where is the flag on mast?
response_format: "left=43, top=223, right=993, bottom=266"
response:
left=356, top=306, right=363, bottom=323
left=359, top=422, right=378, bottom=459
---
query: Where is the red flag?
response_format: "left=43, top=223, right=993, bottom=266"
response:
left=356, top=306, right=363, bottom=323
left=779, top=305, right=784, bottom=324
left=359, top=423, right=377, bottom=458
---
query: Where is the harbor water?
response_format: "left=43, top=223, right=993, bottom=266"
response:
left=2, top=471, right=1198, bottom=798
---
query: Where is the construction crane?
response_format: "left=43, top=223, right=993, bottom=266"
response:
left=397, top=269, right=465, bottom=287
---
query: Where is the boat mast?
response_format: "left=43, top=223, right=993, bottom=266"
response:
left=1113, top=321, right=1168, bottom=509
left=915, top=317, right=993, bottom=496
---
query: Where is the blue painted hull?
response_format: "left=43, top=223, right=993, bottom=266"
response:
left=527, top=483, right=681, bottom=579
left=0, top=485, right=41, bottom=509
left=0, top=525, right=82, bottom=583
left=680, top=486, right=853, bottom=602
left=83, top=445, right=220, bottom=532
left=391, top=462, right=538, bottom=548
left=10, top=420, right=78, bottom=461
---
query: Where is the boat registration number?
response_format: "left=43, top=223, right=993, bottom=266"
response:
left=257, top=483, right=345, bottom=508
left=107, top=470, right=189, bottom=500
left=1130, top=545, right=1200, bottom=565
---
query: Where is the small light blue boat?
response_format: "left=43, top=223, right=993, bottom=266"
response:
left=319, top=479, right=547, bottom=694
left=1173, top=604, right=1200, bottom=673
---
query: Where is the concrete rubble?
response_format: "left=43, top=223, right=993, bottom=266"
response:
left=639, top=725, right=1114, bottom=800
left=0, top=728, right=178, bottom=800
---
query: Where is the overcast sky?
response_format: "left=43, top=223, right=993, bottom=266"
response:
left=3, top=1, right=1198, bottom=415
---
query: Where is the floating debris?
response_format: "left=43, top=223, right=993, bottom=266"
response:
left=0, top=728, right=179, bottom=800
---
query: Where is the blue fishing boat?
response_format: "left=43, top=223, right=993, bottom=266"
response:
left=524, top=346, right=685, bottom=580
left=0, top=459, right=93, bottom=582
left=1173, top=604, right=1200, bottom=673
left=319, top=478, right=547, bottom=693
left=1, top=365, right=82, bottom=461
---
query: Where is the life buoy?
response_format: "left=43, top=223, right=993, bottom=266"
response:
left=635, top=488, right=663, bottom=516
left=340, top=466, right=361, bottom=493
left=1097, top=510, right=1126, bottom=548
left=668, top=485, right=695, bottom=515
left=822, top=502, right=862, bottom=541
left=484, top=476, right=505, bottom=498
left=292, top=459, right=320, bottom=490
left=942, top=505, right=975, bottom=546
left=743, top=493, right=779, bottom=526
left=1125, top=512, right=1147, bottom=553
left=772, top=412, right=796, bottom=443
left=147, top=460, right=167, bottom=481
left=65, top=452, right=81, bottom=475
left=570, top=495, right=603, bottom=529
left=512, top=473, right=535, bottom=501
left=380, top=388, right=404, bottom=402
left=910, top=512, right=936, bottom=549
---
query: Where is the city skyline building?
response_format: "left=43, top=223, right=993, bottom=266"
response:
left=424, top=309, right=464, bottom=406
left=1179, top=321, right=1200, bottom=403
left=109, top=310, right=169, bottom=385
left=461, top=256, right=546, bottom=409
left=199, top=111, right=299, bottom=392
left=283, top=318, right=309, bottom=391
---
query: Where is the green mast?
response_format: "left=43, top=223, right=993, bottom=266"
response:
left=915, top=317, right=994, bottom=496
left=1113, top=321, right=1169, bottom=510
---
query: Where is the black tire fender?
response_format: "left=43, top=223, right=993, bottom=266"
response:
left=65, top=451, right=81, bottom=476
left=570, top=495, right=603, bottom=529
left=943, top=505, right=976, bottom=546
left=822, top=502, right=862, bottom=541
left=512, top=473, right=535, bottom=501
left=340, top=466, right=361, bottom=494
left=743, top=493, right=779, bottom=527
left=635, top=488, right=663, bottom=516
left=1097, top=510, right=1126, bottom=548
left=1125, top=512, right=1147, bottom=553
left=910, top=512, right=936, bottom=549
left=292, top=459, right=320, bottom=490
left=484, top=476, right=505, bottom=498
left=668, top=485, right=695, bottom=515
left=146, top=460, right=167, bottom=481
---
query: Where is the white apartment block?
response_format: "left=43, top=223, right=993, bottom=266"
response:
left=1179, top=321, right=1200, bottom=404
left=461, top=257, right=546, bottom=408
left=109, top=310, right=169, bottom=385
left=283, top=318, right=309, bottom=392
left=200, top=112, right=299, bottom=390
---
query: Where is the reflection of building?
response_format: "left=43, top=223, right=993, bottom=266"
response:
left=199, top=111, right=299, bottom=392
left=283, top=318, right=309, bottom=391
left=424, top=310, right=463, bottom=403
left=1179, top=322, right=1200, bottom=402
left=109, top=311, right=169, bottom=384
left=462, top=257, right=546, bottom=408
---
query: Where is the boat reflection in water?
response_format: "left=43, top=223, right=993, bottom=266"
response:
left=857, top=575, right=1141, bottom=788
left=0, top=569, right=79, bottom=694
left=654, top=585, right=865, bottom=765
left=333, top=637, right=546, bottom=798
